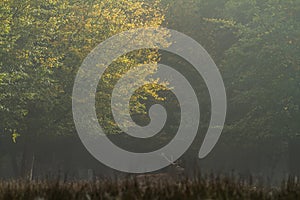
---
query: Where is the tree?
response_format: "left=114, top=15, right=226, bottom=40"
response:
left=0, top=0, right=166, bottom=178
left=219, top=0, right=300, bottom=142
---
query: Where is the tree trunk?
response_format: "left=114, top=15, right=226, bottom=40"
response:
left=10, top=151, right=19, bottom=178
left=20, top=136, right=35, bottom=180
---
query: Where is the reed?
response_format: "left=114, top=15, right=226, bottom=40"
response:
left=0, top=175, right=299, bottom=199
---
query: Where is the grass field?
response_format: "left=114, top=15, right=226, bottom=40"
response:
left=0, top=175, right=299, bottom=200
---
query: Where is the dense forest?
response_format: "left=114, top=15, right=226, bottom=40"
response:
left=0, top=0, right=300, bottom=189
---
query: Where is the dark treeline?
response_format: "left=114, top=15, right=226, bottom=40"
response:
left=0, top=0, right=300, bottom=183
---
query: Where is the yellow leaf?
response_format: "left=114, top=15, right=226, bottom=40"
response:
left=12, top=131, right=20, bottom=143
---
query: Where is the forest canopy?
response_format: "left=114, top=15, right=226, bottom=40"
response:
left=0, top=0, right=299, bottom=178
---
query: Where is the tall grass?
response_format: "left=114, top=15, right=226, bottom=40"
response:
left=0, top=175, right=299, bottom=199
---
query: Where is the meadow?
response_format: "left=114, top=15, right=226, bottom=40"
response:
left=0, top=175, right=299, bottom=200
